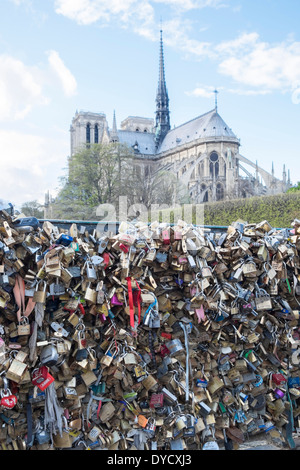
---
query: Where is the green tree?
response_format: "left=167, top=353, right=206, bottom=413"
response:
left=287, top=182, right=300, bottom=193
left=20, top=200, right=44, bottom=218
left=51, top=142, right=190, bottom=220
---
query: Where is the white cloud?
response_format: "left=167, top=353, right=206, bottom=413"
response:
left=53, top=0, right=224, bottom=39
left=0, top=54, right=49, bottom=121
left=8, top=0, right=27, bottom=4
left=47, top=50, right=77, bottom=97
left=0, top=50, right=77, bottom=122
left=54, top=0, right=139, bottom=25
left=0, top=129, right=68, bottom=206
left=54, top=0, right=225, bottom=26
left=152, top=0, right=226, bottom=10
left=185, top=86, right=216, bottom=98
left=215, top=32, right=259, bottom=55
left=218, top=37, right=300, bottom=92
left=52, top=0, right=300, bottom=99
left=184, top=32, right=300, bottom=97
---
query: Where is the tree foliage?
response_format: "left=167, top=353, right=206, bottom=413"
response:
left=20, top=200, right=44, bottom=218
left=51, top=142, right=189, bottom=220
left=202, top=192, right=300, bottom=227
left=287, top=182, right=300, bottom=193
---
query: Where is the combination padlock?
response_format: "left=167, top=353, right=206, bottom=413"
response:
left=145, top=417, right=156, bottom=434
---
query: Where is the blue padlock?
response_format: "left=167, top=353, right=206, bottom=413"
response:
left=57, top=234, right=73, bottom=246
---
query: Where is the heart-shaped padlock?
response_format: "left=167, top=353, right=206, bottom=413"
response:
left=1, top=389, right=17, bottom=409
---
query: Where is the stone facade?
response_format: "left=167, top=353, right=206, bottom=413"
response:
left=69, top=32, right=291, bottom=204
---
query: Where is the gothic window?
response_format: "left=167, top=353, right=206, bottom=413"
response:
left=209, top=152, right=219, bottom=178
left=198, top=162, right=203, bottom=177
left=136, top=128, right=140, bottom=132
left=94, top=124, right=99, bottom=143
left=144, top=129, right=148, bottom=133
left=216, top=183, right=224, bottom=201
left=201, top=184, right=208, bottom=202
left=86, top=123, right=91, bottom=144
left=227, top=148, right=232, bottom=169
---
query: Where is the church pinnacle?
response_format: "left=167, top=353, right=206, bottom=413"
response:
left=110, top=110, right=119, bottom=142
left=155, top=29, right=170, bottom=149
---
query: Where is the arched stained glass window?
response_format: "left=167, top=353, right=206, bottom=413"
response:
left=209, top=152, right=219, bottom=178
left=86, top=123, right=91, bottom=144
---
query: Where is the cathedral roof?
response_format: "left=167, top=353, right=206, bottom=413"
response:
left=117, top=130, right=156, bottom=155
left=158, top=108, right=238, bottom=153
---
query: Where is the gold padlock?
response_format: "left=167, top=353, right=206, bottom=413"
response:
left=17, top=316, right=30, bottom=336
left=33, top=281, right=47, bottom=303
left=100, top=354, right=113, bottom=367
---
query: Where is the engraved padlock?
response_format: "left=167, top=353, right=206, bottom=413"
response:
left=98, top=238, right=108, bottom=254
left=17, top=316, right=31, bottom=336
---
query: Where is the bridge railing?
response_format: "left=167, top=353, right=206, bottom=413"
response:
left=38, top=219, right=229, bottom=235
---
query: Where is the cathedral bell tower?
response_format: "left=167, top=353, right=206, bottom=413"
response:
left=155, top=29, right=170, bottom=149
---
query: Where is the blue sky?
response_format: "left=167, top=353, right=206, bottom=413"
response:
left=0, top=0, right=299, bottom=207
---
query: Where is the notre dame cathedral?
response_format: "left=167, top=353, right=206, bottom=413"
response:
left=69, top=31, right=291, bottom=204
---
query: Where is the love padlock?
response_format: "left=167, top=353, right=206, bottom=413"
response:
left=0, top=389, right=17, bottom=409
left=32, top=366, right=55, bottom=391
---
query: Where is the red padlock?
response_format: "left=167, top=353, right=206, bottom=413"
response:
left=1, top=389, right=17, bottom=409
left=78, top=303, right=85, bottom=316
left=150, top=393, right=164, bottom=408
left=161, top=332, right=172, bottom=340
left=162, top=229, right=170, bottom=245
left=159, top=344, right=170, bottom=357
left=119, top=243, right=129, bottom=253
left=272, top=373, right=287, bottom=386
left=32, top=366, right=55, bottom=391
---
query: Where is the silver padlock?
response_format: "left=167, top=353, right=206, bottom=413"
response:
left=40, top=344, right=59, bottom=366
left=49, top=279, right=65, bottom=296
left=51, top=322, right=69, bottom=337
left=98, top=238, right=108, bottom=254
left=85, top=260, right=97, bottom=281
left=2, top=272, right=9, bottom=285
left=187, top=255, right=196, bottom=269
left=150, top=310, right=161, bottom=328
left=91, top=255, right=104, bottom=266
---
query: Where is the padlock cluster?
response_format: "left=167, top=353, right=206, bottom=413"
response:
left=0, top=209, right=300, bottom=450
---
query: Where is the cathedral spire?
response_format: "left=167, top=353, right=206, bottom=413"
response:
left=283, top=164, right=286, bottom=183
left=214, top=89, right=219, bottom=112
left=110, top=110, right=119, bottom=142
left=155, top=29, right=170, bottom=149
